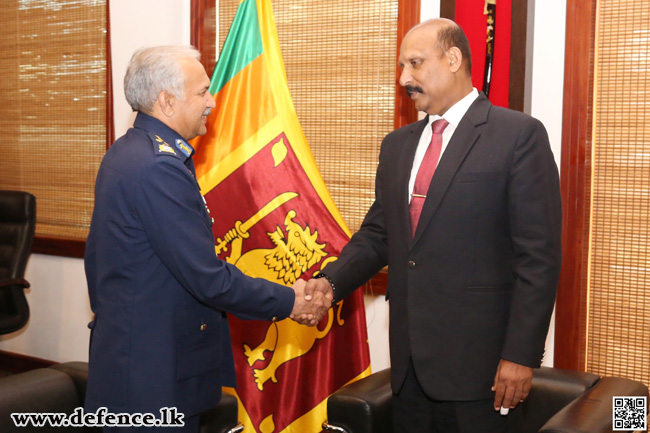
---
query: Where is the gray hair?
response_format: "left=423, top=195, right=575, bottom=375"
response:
left=124, top=45, right=202, bottom=113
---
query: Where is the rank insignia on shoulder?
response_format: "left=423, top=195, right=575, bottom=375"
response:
left=158, top=144, right=176, bottom=154
left=154, top=134, right=165, bottom=143
left=175, top=139, right=193, bottom=158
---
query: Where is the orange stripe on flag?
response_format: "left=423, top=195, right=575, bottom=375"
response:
left=193, top=55, right=277, bottom=179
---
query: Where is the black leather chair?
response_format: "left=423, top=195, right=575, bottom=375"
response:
left=0, top=190, right=36, bottom=334
left=323, top=367, right=649, bottom=433
left=0, top=362, right=244, bottom=432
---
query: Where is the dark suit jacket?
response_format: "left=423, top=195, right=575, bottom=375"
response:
left=324, top=94, right=562, bottom=401
left=84, top=113, right=295, bottom=418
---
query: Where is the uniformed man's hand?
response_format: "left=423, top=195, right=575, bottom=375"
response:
left=492, top=358, right=533, bottom=413
left=290, top=279, right=330, bottom=326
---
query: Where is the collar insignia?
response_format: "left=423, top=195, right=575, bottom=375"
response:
left=175, top=139, right=192, bottom=158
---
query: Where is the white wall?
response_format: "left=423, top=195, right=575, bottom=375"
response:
left=0, top=255, right=91, bottom=362
left=528, top=0, right=567, bottom=367
left=0, top=0, right=566, bottom=373
left=421, top=0, right=441, bottom=21
left=110, top=0, right=192, bottom=137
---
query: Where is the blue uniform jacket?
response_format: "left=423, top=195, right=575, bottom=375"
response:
left=84, top=112, right=294, bottom=417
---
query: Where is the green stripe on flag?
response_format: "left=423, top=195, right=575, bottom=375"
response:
left=210, top=0, right=264, bottom=95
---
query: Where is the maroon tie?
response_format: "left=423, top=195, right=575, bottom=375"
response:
left=409, top=119, right=449, bottom=237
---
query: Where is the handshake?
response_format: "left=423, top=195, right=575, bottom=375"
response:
left=289, top=277, right=334, bottom=326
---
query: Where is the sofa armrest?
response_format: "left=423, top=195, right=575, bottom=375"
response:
left=0, top=368, right=84, bottom=431
left=521, top=366, right=601, bottom=432
left=50, top=361, right=91, bottom=403
left=324, top=368, right=392, bottom=433
left=540, top=376, right=649, bottom=433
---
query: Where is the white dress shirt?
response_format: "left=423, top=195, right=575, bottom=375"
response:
left=408, top=88, right=480, bottom=203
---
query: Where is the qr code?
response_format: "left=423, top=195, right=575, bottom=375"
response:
left=613, top=396, right=647, bottom=431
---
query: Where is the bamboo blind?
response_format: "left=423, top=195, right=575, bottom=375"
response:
left=218, top=0, right=398, bottom=232
left=0, top=0, right=107, bottom=241
left=587, top=0, right=650, bottom=385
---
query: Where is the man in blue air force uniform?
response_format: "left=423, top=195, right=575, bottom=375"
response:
left=84, top=46, right=327, bottom=432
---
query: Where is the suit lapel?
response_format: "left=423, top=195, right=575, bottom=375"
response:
left=412, top=95, right=492, bottom=244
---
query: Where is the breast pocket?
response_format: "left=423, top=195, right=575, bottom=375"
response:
left=448, top=171, right=504, bottom=214
left=174, top=308, right=221, bottom=381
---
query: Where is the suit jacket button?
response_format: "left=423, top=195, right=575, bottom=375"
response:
left=408, top=260, right=416, bottom=268
left=200, top=323, right=207, bottom=331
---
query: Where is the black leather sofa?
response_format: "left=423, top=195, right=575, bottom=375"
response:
left=0, top=362, right=243, bottom=432
left=323, top=367, right=649, bottom=433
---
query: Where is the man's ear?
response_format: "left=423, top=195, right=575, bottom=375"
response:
left=157, top=91, right=175, bottom=117
left=447, top=47, right=463, bottom=73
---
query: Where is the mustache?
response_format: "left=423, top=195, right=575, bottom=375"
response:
left=202, top=108, right=212, bottom=116
left=405, top=85, right=423, bottom=97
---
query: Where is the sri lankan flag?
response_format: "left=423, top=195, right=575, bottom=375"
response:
left=191, top=0, right=371, bottom=431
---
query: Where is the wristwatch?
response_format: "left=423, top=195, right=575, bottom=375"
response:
left=314, top=272, right=337, bottom=302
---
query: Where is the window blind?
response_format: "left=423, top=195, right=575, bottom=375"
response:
left=587, top=0, right=650, bottom=385
left=0, top=0, right=107, bottom=244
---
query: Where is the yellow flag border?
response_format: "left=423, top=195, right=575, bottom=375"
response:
left=223, top=365, right=372, bottom=432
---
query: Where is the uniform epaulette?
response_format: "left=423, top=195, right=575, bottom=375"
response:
left=149, top=132, right=179, bottom=158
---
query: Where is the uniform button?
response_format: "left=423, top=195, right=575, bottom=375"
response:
left=408, top=260, right=416, bottom=268
left=200, top=324, right=207, bottom=331
left=271, top=316, right=278, bottom=322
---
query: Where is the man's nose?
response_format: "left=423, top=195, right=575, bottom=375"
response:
left=399, top=68, right=411, bottom=88
left=206, top=93, right=216, bottom=109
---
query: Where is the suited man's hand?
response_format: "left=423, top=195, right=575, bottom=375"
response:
left=492, top=359, right=533, bottom=413
left=304, top=277, right=334, bottom=304
left=289, top=279, right=330, bottom=326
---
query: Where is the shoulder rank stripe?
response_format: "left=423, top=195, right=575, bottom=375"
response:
left=158, top=144, right=176, bottom=154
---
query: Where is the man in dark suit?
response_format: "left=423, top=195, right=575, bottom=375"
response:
left=305, top=19, right=561, bottom=432
left=85, top=46, right=328, bottom=432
